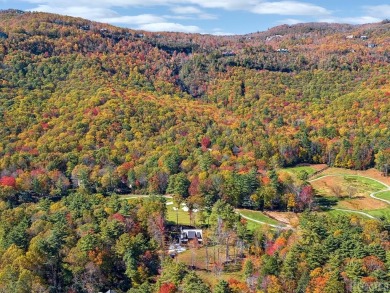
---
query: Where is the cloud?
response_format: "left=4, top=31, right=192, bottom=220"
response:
left=14, top=0, right=366, bottom=34
left=211, top=30, right=234, bottom=36
left=138, top=22, right=201, bottom=33
left=100, top=14, right=165, bottom=25
left=170, top=5, right=217, bottom=19
left=319, top=16, right=381, bottom=25
left=31, top=5, right=166, bottom=25
left=253, top=1, right=330, bottom=16
left=277, top=18, right=302, bottom=25
left=31, top=4, right=117, bottom=19
left=22, top=0, right=330, bottom=15
left=21, top=0, right=254, bottom=9
left=364, top=5, right=390, bottom=19
left=317, top=4, right=390, bottom=25
left=171, top=6, right=202, bottom=14
left=29, top=4, right=201, bottom=32
left=187, top=0, right=257, bottom=10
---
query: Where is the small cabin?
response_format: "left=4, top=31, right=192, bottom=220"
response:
left=180, top=229, right=203, bottom=244
left=222, top=51, right=236, bottom=57
left=79, top=25, right=90, bottom=31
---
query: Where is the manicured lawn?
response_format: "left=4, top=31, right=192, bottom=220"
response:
left=280, top=166, right=316, bottom=176
left=166, top=206, right=203, bottom=226
left=375, top=191, right=390, bottom=201
left=343, top=175, right=386, bottom=192
left=237, top=209, right=280, bottom=225
left=366, top=208, right=390, bottom=220
left=324, top=210, right=348, bottom=217
left=322, top=210, right=370, bottom=221
left=245, top=220, right=261, bottom=231
left=120, top=195, right=201, bottom=226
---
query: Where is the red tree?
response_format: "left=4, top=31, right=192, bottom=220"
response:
left=159, top=282, right=176, bottom=293
left=0, top=176, right=16, bottom=188
left=299, top=185, right=314, bottom=210
left=200, top=136, right=211, bottom=149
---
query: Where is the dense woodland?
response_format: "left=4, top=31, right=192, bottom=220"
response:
left=0, top=9, right=390, bottom=292
left=1, top=194, right=389, bottom=292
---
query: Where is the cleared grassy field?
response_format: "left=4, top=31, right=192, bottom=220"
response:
left=237, top=209, right=280, bottom=225
left=375, top=191, right=390, bottom=201
left=281, top=165, right=316, bottom=175
left=245, top=221, right=261, bottom=231
left=310, top=174, right=388, bottom=211
left=366, top=208, right=390, bottom=220
left=175, top=244, right=244, bottom=283
left=320, top=210, right=371, bottom=219
left=343, top=175, right=386, bottom=191
left=166, top=205, right=204, bottom=226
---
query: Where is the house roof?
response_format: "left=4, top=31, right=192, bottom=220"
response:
left=187, top=231, right=196, bottom=238
left=181, top=229, right=203, bottom=240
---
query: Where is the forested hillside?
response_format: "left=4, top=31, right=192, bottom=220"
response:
left=0, top=10, right=389, bottom=203
left=0, top=9, right=390, bottom=293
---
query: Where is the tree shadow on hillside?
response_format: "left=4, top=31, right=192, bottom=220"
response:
left=315, top=195, right=338, bottom=211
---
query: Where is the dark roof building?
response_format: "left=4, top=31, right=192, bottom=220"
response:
left=180, top=228, right=203, bottom=244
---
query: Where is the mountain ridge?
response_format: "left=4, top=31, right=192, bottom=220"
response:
left=0, top=10, right=389, bottom=201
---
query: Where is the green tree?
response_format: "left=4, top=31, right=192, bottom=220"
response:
left=243, top=259, right=254, bottom=279
left=375, top=149, right=390, bottom=176
left=166, top=173, right=190, bottom=197
left=260, top=254, right=280, bottom=276
left=213, top=280, right=232, bottom=293
left=182, top=271, right=211, bottom=293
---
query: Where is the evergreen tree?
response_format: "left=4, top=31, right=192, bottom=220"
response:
left=182, top=271, right=211, bottom=293
left=243, top=259, right=254, bottom=279
left=214, top=280, right=232, bottom=293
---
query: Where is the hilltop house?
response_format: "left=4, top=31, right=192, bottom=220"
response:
left=180, top=228, right=203, bottom=244
left=222, top=51, right=236, bottom=57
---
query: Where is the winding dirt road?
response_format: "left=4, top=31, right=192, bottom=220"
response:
left=309, top=174, right=390, bottom=220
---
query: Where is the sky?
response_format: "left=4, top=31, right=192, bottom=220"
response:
left=1, top=1, right=390, bottom=35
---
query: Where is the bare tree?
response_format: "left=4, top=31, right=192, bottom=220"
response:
left=330, top=184, right=343, bottom=198
left=346, top=185, right=357, bottom=199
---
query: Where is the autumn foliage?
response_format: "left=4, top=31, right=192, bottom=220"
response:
left=0, top=176, right=16, bottom=188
